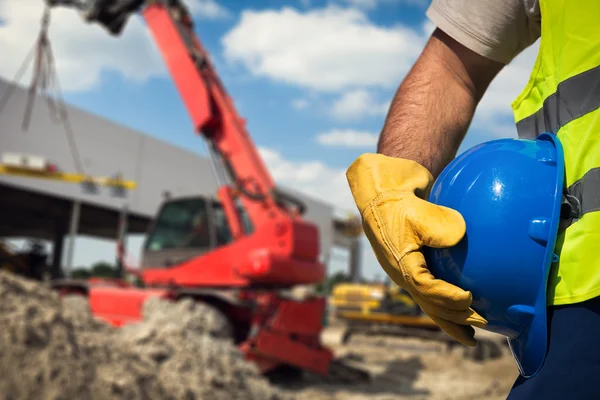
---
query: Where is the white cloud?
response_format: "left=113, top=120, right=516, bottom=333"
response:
left=258, top=146, right=386, bottom=279
left=468, top=41, right=539, bottom=140
left=476, top=42, right=539, bottom=123
left=339, top=0, right=429, bottom=9
left=0, top=0, right=229, bottom=93
left=316, top=129, right=378, bottom=148
left=259, top=147, right=356, bottom=212
left=421, top=18, right=436, bottom=37
left=292, top=98, right=310, bottom=110
left=222, top=6, right=430, bottom=92
left=221, top=3, right=538, bottom=138
left=0, top=1, right=165, bottom=92
left=331, top=89, right=390, bottom=119
left=186, top=0, right=231, bottom=19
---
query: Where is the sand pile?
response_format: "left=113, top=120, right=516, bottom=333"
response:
left=0, top=272, right=288, bottom=400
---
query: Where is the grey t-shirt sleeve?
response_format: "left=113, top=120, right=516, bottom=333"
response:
left=426, top=0, right=541, bottom=64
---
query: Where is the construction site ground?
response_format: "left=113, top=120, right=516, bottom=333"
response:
left=0, top=271, right=518, bottom=400
left=283, top=322, right=519, bottom=400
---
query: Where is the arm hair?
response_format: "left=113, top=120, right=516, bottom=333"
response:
left=377, top=28, right=504, bottom=178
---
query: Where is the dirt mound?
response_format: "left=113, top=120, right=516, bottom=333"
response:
left=0, top=272, right=288, bottom=400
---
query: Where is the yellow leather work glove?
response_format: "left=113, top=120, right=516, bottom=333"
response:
left=346, top=153, right=487, bottom=346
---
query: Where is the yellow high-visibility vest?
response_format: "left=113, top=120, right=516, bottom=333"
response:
left=512, top=0, right=600, bottom=305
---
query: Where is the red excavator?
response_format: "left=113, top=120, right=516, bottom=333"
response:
left=45, top=0, right=367, bottom=381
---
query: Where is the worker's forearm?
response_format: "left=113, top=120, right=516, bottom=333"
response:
left=377, top=29, right=502, bottom=178
left=377, top=56, right=474, bottom=178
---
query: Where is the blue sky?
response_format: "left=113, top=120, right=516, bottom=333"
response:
left=0, top=0, right=539, bottom=279
left=63, top=0, right=432, bottom=170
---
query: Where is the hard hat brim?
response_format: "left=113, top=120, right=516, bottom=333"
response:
left=507, top=132, right=565, bottom=378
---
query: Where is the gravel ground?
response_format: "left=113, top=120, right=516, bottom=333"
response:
left=0, top=272, right=287, bottom=400
left=0, top=271, right=518, bottom=399
left=279, top=324, right=518, bottom=400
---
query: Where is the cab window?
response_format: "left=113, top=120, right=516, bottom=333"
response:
left=145, top=198, right=211, bottom=251
left=211, top=202, right=254, bottom=246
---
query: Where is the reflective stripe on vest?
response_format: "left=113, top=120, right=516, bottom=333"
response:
left=516, top=65, right=600, bottom=139
left=560, top=167, right=600, bottom=231
left=511, top=0, right=600, bottom=306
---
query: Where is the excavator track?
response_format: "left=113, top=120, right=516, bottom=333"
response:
left=334, top=310, right=443, bottom=344
left=342, top=319, right=445, bottom=344
left=341, top=319, right=507, bottom=362
left=325, top=359, right=371, bottom=383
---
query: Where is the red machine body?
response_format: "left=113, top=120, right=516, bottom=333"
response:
left=141, top=4, right=325, bottom=288
left=47, top=0, right=339, bottom=377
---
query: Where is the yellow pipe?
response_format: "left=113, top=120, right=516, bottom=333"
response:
left=0, top=165, right=137, bottom=189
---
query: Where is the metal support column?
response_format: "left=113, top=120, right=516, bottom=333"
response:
left=51, top=221, right=66, bottom=279
left=349, top=237, right=362, bottom=283
left=64, top=200, right=81, bottom=278
left=115, top=203, right=129, bottom=278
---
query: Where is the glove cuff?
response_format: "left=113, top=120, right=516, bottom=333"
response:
left=346, top=153, right=434, bottom=213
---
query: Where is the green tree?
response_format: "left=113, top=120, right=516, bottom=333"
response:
left=70, top=267, right=91, bottom=279
left=315, top=271, right=352, bottom=295
left=90, top=262, right=119, bottom=278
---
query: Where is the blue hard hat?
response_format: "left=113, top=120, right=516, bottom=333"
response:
left=424, top=132, right=564, bottom=378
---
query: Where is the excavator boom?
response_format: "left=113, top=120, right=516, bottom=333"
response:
left=46, top=0, right=324, bottom=287
left=42, top=0, right=370, bottom=382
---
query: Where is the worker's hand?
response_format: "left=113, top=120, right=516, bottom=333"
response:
left=346, top=153, right=487, bottom=347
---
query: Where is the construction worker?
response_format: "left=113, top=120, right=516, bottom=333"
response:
left=346, top=1, right=600, bottom=398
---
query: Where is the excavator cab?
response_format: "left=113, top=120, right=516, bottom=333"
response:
left=141, top=196, right=253, bottom=269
